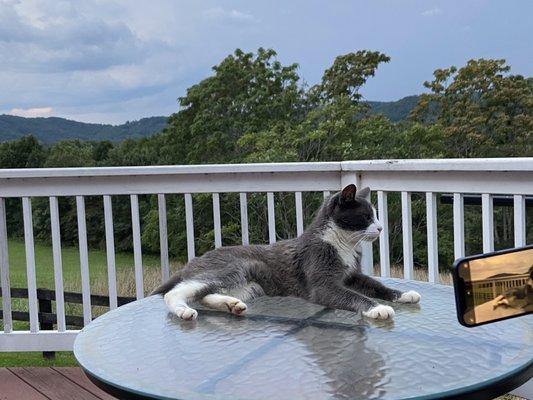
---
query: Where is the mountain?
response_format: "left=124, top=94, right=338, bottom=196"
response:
left=0, top=95, right=421, bottom=144
left=0, top=115, right=168, bottom=144
left=366, top=95, right=420, bottom=122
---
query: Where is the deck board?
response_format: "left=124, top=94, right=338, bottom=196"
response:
left=0, top=368, right=48, bottom=400
left=52, top=367, right=116, bottom=400
left=1, top=367, right=117, bottom=400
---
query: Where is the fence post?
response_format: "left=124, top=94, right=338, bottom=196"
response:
left=38, top=295, right=56, bottom=360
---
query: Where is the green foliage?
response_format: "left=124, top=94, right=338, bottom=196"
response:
left=412, top=58, right=532, bottom=157
left=0, top=49, right=531, bottom=269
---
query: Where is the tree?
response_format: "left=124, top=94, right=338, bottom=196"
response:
left=162, top=48, right=305, bottom=164
left=412, top=59, right=532, bottom=157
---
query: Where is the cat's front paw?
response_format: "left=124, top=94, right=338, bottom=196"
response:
left=396, top=290, right=421, bottom=304
left=174, top=306, right=198, bottom=320
left=363, top=304, right=395, bottom=320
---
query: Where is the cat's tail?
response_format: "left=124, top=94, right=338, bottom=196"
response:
left=151, top=272, right=183, bottom=296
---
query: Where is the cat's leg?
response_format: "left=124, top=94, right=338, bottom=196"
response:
left=164, top=280, right=208, bottom=320
left=201, top=294, right=247, bottom=315
left=344, top=272, right=421, bottom=304
left=310, top=285, right=395, bottom=320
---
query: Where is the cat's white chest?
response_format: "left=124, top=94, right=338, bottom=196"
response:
left=321, top=223, right=361, bottom=268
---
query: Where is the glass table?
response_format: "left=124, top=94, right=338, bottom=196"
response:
left=74, top=279, right=532, bottom=399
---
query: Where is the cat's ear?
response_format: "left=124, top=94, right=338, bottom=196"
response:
left=340, top=184, right=357, bottom=203
left=356, top=186, right=370, bottom=199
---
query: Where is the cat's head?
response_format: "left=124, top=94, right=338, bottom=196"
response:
left=328, top=184, right=382, bottom=241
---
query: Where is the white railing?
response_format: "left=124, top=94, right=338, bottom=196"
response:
left=0, top=158, right=532, bottom=352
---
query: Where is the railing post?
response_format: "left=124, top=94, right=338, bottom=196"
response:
left=37, top=294, right=55, bottom=359
left=341, top=169, right=373, bottom=275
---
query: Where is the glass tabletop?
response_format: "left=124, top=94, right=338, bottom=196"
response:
left=74, top=279, right=533, bottom=400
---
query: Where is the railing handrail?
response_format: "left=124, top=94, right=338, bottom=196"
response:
left=0, top=158, right=531, bottom=179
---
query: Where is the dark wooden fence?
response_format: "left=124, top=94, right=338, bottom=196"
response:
left=0, top=287, right=135, bottom=359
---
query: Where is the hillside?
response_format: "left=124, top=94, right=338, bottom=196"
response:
left=0, top=96, right=421, bottom=144
left=0, top=115, right=168, bottom=144
left=367, top=95, right=420, bottom=122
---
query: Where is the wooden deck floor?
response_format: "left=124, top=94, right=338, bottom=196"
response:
left=0, top=367, right=117, bottom=400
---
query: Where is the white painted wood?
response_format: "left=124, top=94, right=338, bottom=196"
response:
left=158, top=194, right=170, bottom=282
left=481, top=193, right=494, bottom=253
left=239, top=193, right=249, bottom=245
left=323, top=190, right=331, bottom=199
left=342, top=171, right=373, bottom=275
left=426, top=192, right=439, bottom=283
left=0, top=330, right=79, bottom=352
left=0, top=161, right=342, bottom=179
left=130, top=195, right=144, bottom=299
left=49, top=197, right=66, bottom=331
left=513, top=195, right=526, bottom=247
left=295, top=192, right=304, bottom=237
left=267, top=192, right=276, bottom=244
left=212, top=193, right=222, bottom=248
left=1, top=158, right=530, bottom=181
left=0, top=198, right=12, bottom=333
left=401, top=192, right=414, bottom=280
left=453, top=193, right=465, bottom=259
left=184, top=193, right=195, bottom=260
left=342, top=158, right=533, bottom=172
left=22, top=197, right=39, bottom=332
left=103, top=195, right=118, bottom=309
left=76, top=196, right=92, bottom=325
left=0, top=172, right=342, bottom=197
left=377, top=191, right=390, bottom=277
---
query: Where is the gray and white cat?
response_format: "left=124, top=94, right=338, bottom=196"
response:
left=153, top=184, right=420, bottom=320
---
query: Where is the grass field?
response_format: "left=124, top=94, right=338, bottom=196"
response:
left=0, top=238, right=181, bottom=367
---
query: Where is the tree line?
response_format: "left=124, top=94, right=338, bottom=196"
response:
left=1, top=48, right=531, bottom=270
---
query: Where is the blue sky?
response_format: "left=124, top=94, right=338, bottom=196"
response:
left=0, top=0, right=531, bottom=124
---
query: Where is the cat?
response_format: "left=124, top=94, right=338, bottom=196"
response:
left=492, top=265, right=533, bottom=310
left=153, top=184, right=421, bottom=320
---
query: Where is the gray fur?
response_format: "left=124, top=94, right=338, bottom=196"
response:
left=153, top=185, right=409, bottom=317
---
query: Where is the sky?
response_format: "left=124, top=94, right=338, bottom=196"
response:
left=466, top=249, right=533, bottom=281
left=0, top=1, right=531, bottom=124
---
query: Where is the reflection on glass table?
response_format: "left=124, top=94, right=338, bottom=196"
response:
left=74, top=279, right=533, bottom=400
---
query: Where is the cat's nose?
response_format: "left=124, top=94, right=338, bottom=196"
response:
left=377, top=225, right=383, bottom=232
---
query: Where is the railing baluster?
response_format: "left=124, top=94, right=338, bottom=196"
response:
left=76, top=196, right=92, bottom=325
left=295, top=192, right=304, bottom=237
left=377, top=191, right=390, bottom=277
left=401, top=192, right=413, bottom=280
left=323, top=191, right=330, bottom=200
left=184, top=193, right=195, bottom=260
left=426, top=192, right=439, bottom=283
left=239, top=193, right=249, bottom=245
left=267, top=192, right=276, bottom=244
left=22, top=197, right=39, bottom=332
left=49, top=197, right=66, bottom=331
left=513, top=195, right=526, bottom=247
left=481, top=193, right=494, bottom=252
left=103, top=195, right=118, bottom=309
left=0, top=198, right=13, bottom=333
left=453, top=193, right=465, bottom=259
left=130, top=195, right=144, bottom=299
left=212, top=193, right=222, bottom=248
left=158, top=194, right=170, bottom=282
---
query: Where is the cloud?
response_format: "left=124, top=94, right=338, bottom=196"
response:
left=421, top=8, right=442, bottom=17
left=203, top=7, right=256, bottom=23
left=9, top=107, right=53, bottom=117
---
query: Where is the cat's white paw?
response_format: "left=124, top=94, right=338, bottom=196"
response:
left=174, top=306, right=198, bottom=320
left=227, top=300, right=247, bottom=315
left=363, top=304, right=395, bottom=320
left=396, top=290, right=421, bottom=304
